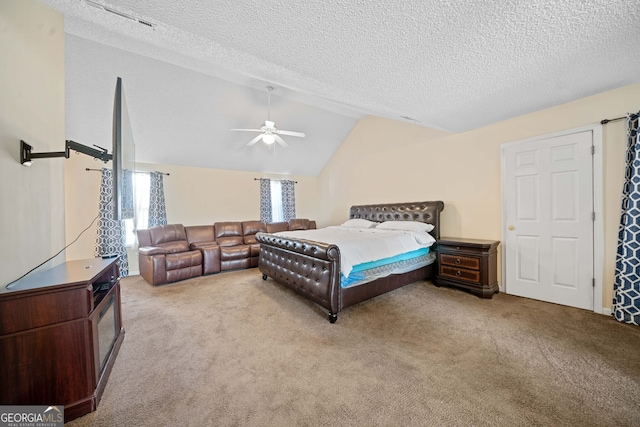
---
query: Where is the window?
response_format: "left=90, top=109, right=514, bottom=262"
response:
left=124, top=173, right=150, bottom=247
left=270, top=180, right=284, bottom=222
left=259, top=178, right=295, bottom=223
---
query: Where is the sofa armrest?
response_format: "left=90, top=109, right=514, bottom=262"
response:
left=139, top=252, right=167, bottom=286
left=199, top=244, right=221, bottom=274
left=190, top=241, right=218, bottom=250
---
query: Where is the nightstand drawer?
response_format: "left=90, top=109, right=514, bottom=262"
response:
left=435, top=237, right=500, bottom=299
left=439, top=265, right=480, bottom=283
left=440, top=254, right=479, bottom=270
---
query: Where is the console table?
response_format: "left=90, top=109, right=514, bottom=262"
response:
left=0, top=258, right=124, bottom=422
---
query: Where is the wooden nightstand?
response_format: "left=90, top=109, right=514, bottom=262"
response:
left=435, top=237, right=500, bottom=299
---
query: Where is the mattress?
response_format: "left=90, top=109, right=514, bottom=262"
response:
left=275, top=226, right=436, bottom=277
left=340, top=248, right=436, bottom=288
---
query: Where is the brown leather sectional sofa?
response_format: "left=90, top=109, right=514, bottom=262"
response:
left=136, top=219, right=316, bottom=286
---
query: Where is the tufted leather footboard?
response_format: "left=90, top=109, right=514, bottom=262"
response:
left=257, top=201, right=444, bottom=323
left=256, top=234, right=342, bottom=316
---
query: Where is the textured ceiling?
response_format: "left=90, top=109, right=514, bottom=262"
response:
left=43, top=0, right=640, bottom=173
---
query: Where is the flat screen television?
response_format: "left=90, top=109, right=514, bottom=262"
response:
left=112, top=77, right=135, bottom=221
left=5, top=78, right=136, bottom=289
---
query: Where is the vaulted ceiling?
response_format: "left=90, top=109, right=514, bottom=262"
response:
left=43, top=0, right=640, bottom=175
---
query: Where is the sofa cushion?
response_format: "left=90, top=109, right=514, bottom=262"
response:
left=248, top=243, right=261, bottom=257
left=166, top=265, right=202, bottom=284
left=165, top=250, right=202, bottom=271
left=288, top=218, right=311, bottom=231
left=185, top=225, right=215, bottom=245
left=216, top=236, right=244, bottom=247
left=139, top=245, right=165, bottom=256
left=221, top=258, right=251, bottom=270
left=243, top=220, right=267, bottom=244
left=266, top=222, right=289, bottom=233
left=220, top=245, right=250, bottom=261
left=214, top=222, right=244, bottom=247
left=139, top=241, right=190, bottom=255
left=215, top=222, right=242, bottom=236
left=149, top=224, right=187, bottom=245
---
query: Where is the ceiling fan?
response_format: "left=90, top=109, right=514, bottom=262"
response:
left=231, top=86, right=305, bottom=148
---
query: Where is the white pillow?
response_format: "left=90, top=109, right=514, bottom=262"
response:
left=340, top=218, right=378, bottom=229
left=376, top=220, right=435, bottom=233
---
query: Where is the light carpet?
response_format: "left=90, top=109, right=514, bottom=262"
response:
left=68, top=269, right=640, bottom=426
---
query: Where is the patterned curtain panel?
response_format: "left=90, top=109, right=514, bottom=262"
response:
left=260, top=178, right=272, bottom=223
left=281, top=179, right=296, bottom=222
left=148, top=171, right=167, bottom=228
left=95, top=168, right=128, bottom=277
left=121, top=168, right=135, bottom=220
left=613, top=112, right=640, bottom=326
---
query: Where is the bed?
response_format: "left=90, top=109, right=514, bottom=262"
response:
left=256, top=201, right=444, bottom=322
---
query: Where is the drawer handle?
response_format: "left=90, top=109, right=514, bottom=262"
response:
left=456, top=270, right=461, bottom=276
left=455, top=258, right=461, bottom=264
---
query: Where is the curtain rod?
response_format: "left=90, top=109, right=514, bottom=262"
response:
left=254, top=178, right=297, bottom=183
left=85, top=168, right=169, bottom=176
left=600, top=116, right=625, bottom=125
left=601, top=112, right=639, bottom=125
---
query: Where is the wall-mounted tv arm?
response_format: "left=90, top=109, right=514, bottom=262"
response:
left=20, top=139, right=112, bottom=166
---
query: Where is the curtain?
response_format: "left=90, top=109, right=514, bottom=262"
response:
left=148, top=171, right=167, bottom=228
left=281, top=179, right=296, bottom=222
left=121, top=168, right=135, bottom=220
left=613, top=112, right=640, bottom=326
left=260, top=178, right=272, bottom=223
left=95, top=168, right=128, bottom=277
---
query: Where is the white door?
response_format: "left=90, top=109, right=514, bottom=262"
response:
left=502, top=130, right=594, bottom=310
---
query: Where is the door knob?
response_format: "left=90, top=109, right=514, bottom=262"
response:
left=508, top=225, right=515, bottom=231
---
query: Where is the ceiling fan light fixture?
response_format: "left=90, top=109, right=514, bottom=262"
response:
left=262, top=133, right=275, bottom=145
left=231, top=85, right=305, bottom=148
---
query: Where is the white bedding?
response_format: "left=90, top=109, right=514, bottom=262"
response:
left=274, top=226, right=436, bottom=278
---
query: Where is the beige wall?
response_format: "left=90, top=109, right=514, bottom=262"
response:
left=140, top=163, right=319, bottom=226
left=319, top=83, right=640, bottom=310
left=317, top=116, right=451, bottom=226
left=64, top=158, right=319, bottom=273
left=63, top=153, right=104, bottom=262
left=0, top=1, right=65, bottom=286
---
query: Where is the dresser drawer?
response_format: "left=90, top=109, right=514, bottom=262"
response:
left=439, top=265, right=480, bottom=283
left=439, top=254, right=480, bottom=270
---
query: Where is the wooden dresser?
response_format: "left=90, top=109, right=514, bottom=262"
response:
left=0, top=258, right=124, bottom=422
left=435, top=237, right=500, bottom=299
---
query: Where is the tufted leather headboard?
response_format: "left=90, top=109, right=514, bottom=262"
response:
left=349, top=201, right=445, bottom=239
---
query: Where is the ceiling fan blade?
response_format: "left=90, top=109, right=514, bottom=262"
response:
left=274, top=134, right=289, bottom=148
left=247, top=134, right=264, bottom=146
left=277, top=130, right=305, bottom=138
left=231, top=128, right=262, bottom=133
